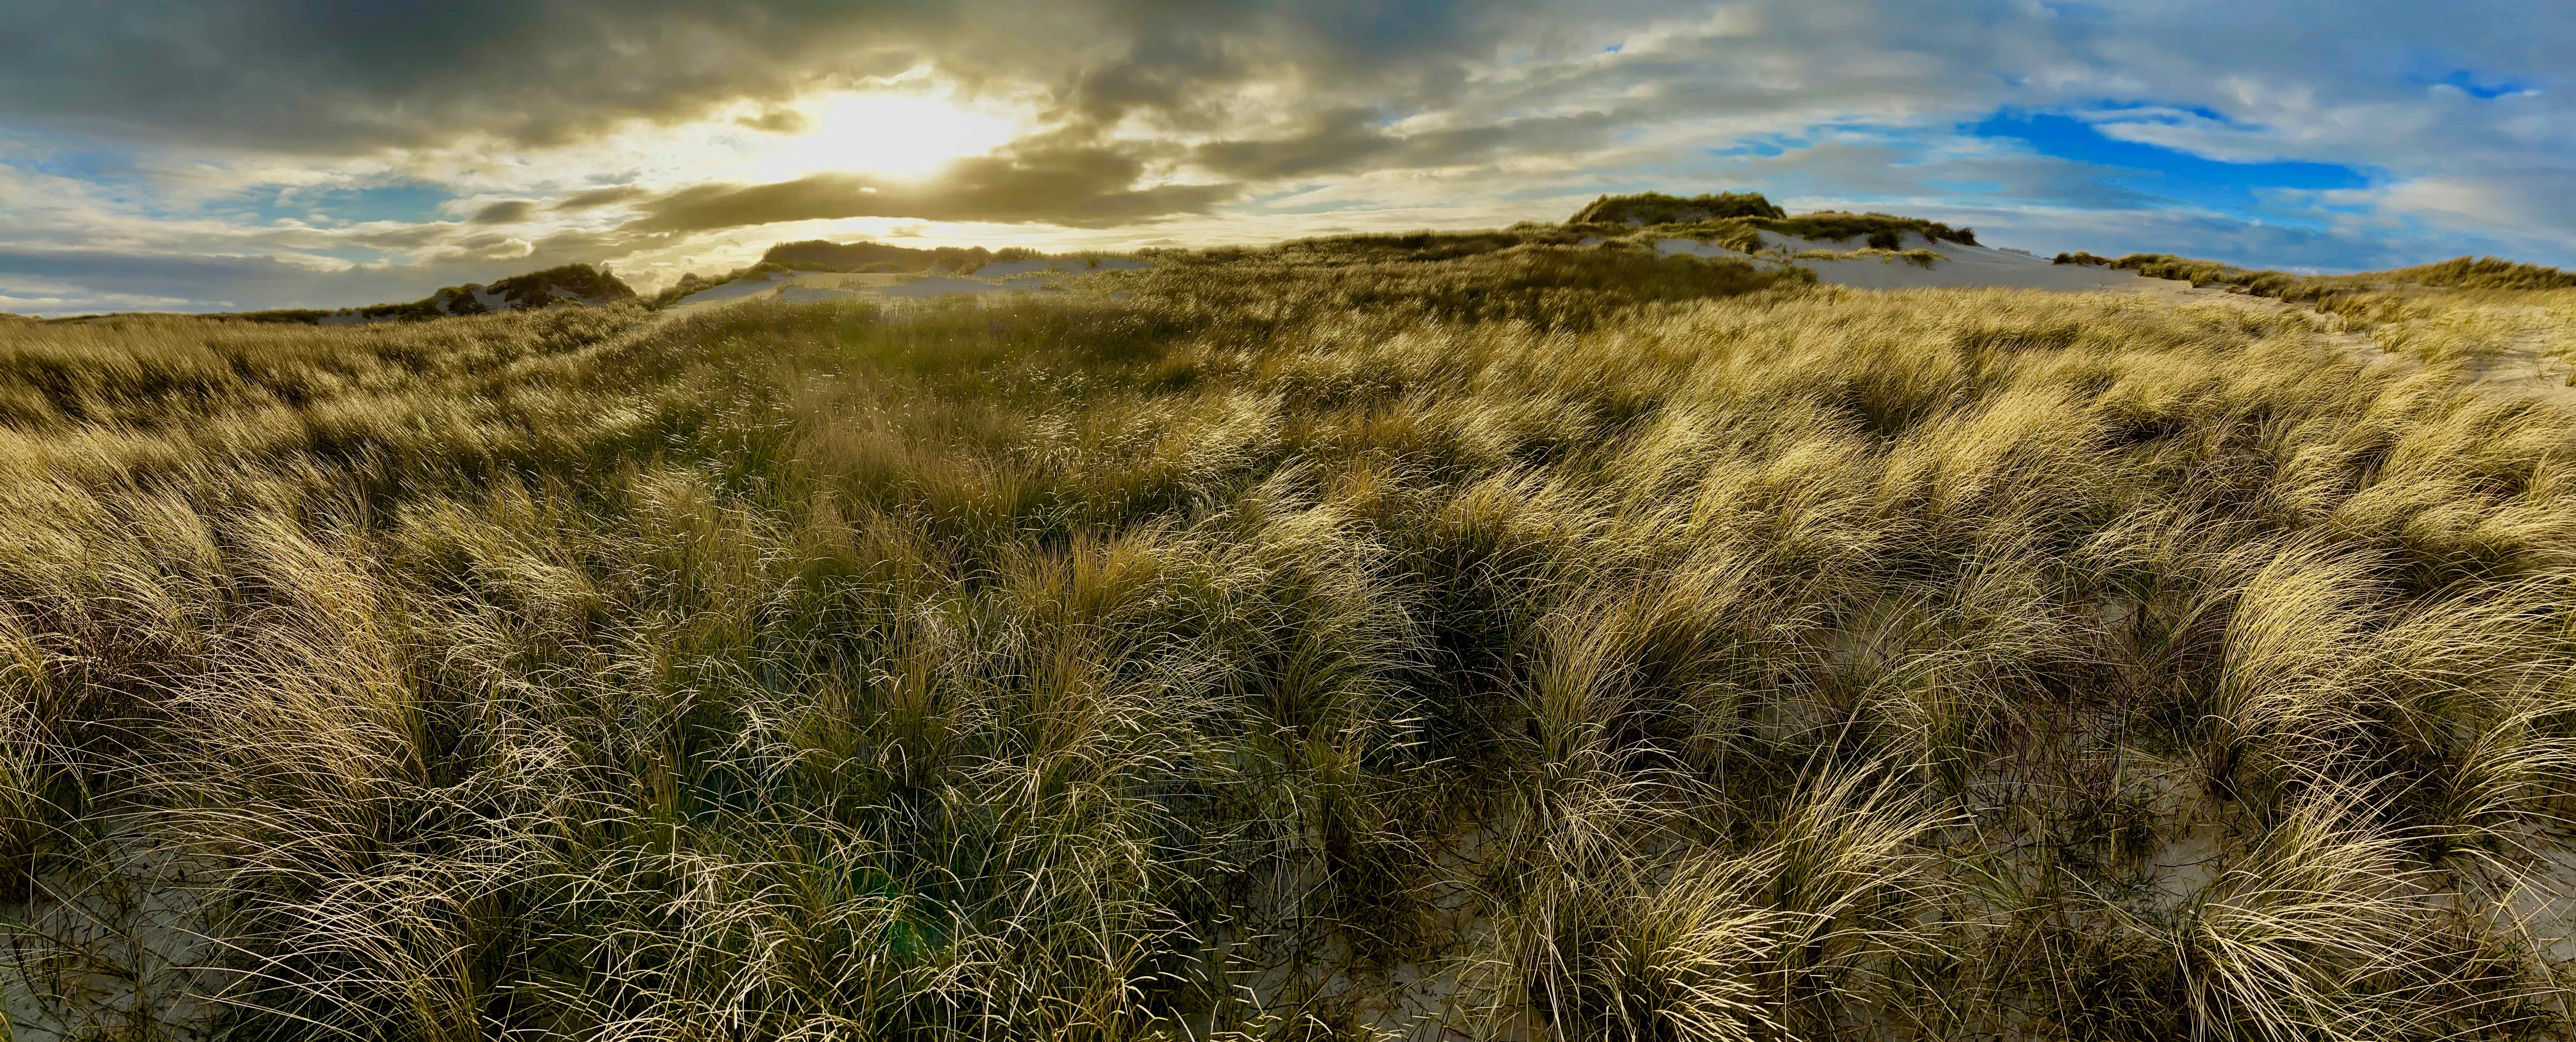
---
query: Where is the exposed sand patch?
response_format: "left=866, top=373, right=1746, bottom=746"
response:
left=1795, top=235, right=2159, bottom=291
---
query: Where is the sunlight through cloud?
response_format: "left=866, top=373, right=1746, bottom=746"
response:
left=738, top=91, right=1026, bottom=183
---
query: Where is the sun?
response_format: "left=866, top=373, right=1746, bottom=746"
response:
left=738, top=91, right=1025, bottom=183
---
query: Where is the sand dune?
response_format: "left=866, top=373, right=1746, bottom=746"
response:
left=1655, top=232, right=2192, bottom=294
left=661, top=235, right=2191, bottom=317
left=662, top=257, right=1149, bottom=314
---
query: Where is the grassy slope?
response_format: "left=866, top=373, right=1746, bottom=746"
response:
left=2065, top=251, right=2576, bottom=375
left=2070, top=252, right=2576, bottom=303
left=1566, top=192, right=1977, bottom=249
left=6, top=242, right=2576, bottom=1039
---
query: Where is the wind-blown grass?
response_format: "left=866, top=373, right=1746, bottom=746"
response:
left=2102, top=253, right=2576, bottom=306
left=6, top=243, right=2576, bottom=1040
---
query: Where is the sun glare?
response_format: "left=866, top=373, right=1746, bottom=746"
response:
left=741, top=92, right=1024, bottom=183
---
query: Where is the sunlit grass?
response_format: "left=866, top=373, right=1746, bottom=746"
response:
left=6, top=243, right=2576, bottom=1039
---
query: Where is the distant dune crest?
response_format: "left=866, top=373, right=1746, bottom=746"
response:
left=30, top=190, right=2576, bottom=322
left=313, top=264, right=638, bottom=326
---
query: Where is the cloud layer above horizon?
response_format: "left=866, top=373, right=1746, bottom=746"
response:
left=1, top=0, right=2569, bottom=315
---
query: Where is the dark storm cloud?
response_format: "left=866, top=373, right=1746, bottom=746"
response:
left=0, top=0, right=928, bottom=152
left=626, top=144, right=1238, bottom=232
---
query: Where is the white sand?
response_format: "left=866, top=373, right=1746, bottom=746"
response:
left=1782, top=233, right=2156, bottom=291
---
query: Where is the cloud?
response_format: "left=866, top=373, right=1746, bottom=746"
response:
left=470, top=200, right=537, bottom=224
left=4, top=0, right=2575, bottom=315
left=625, top=143, right=1237, bottom=232
left=553, top=185, right=651, bottom=210
left=1193, top=107, right=1621, bottom=179
left=736, top=108, right=812, bottom=134
left=2369, top=170, right=2576, bottom=230
left=0, top=1, right=924, bottom=154
left=0, top=247, right=436, bottom=312
left=0, top=0, right=1602, bottom=156
left=347, top=225, right=454, bottom=249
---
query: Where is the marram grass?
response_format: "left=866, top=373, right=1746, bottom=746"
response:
left=7, top=246, right=2576, bottom=1040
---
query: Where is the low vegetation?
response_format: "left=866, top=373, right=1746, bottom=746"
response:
left=2103, top=254, right=2339, bottom=302
left=1569, top=190, right=1788, bottom=224
left=651, top=247, right=1062, bottom=308
left=2061, top=253, right=2576, bottom=311
left=2383, top=256, right=2576, bottom=292
left=1561, top=194, right=1977, bottom=252
left=10, top=214, right=2576, bottom=1041
left=380, top=263, right=634, bottom=320
left=1757, top=211, right=1977, bottom=247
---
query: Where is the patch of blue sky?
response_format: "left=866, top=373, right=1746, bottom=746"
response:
left=2392, top=49, right=2539, bottom=98
left=1705, top=136, right=1793, bottom=159
left=1968, top=111, right=2370, bottom=215
left=0, top=132, right=163, bottom=212
left=1, top=130, right=459, bottom=227
left=7, top=142, right=136, bottom=184
left=2427, top=70, right=2532, bottom=98
left=1707, top=123, right=1886, bottom=161
left=2033, top=2, right=2116, bottom=24
left=237, top=181, right=454, bottom=226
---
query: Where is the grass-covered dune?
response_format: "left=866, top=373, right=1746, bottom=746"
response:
left=11, top=239, right=2576, bottom=1040
left=1566, top=192, right=1979, bottom=251
left=2058, top=251, right=2576, bottom=304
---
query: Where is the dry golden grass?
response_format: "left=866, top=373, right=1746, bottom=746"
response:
left=6, top=243, right=2576, bottom=1040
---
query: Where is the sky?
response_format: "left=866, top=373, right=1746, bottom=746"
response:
left=1, top=0, right=2570, bottom=315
